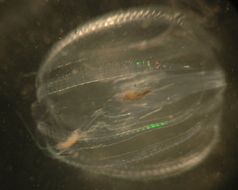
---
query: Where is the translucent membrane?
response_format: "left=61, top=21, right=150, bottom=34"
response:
left=32, top=6, right=226, bottom=179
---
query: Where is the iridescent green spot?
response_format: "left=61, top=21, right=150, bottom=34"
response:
left=145, top=121, right=167, bottom=130
left=134, top=60, right=144, bottom=65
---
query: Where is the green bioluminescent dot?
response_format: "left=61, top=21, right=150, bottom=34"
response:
left=135, top=121, right=167, bottom=133
left=134, top=60, right=144, bottom=65
left=145, top=121, right=167, bottom=130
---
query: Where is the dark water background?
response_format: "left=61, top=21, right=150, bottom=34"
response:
left=0, top=0, right=238, bottom=189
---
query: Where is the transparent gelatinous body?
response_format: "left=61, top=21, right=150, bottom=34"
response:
left=32, top=6, right=226, bottom=179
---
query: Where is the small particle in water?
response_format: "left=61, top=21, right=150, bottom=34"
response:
left=184, top=65, right=190, bottom=69
left=155, top=61, right=160, bottom=69
left=147, top=60, right=151, bottom=67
